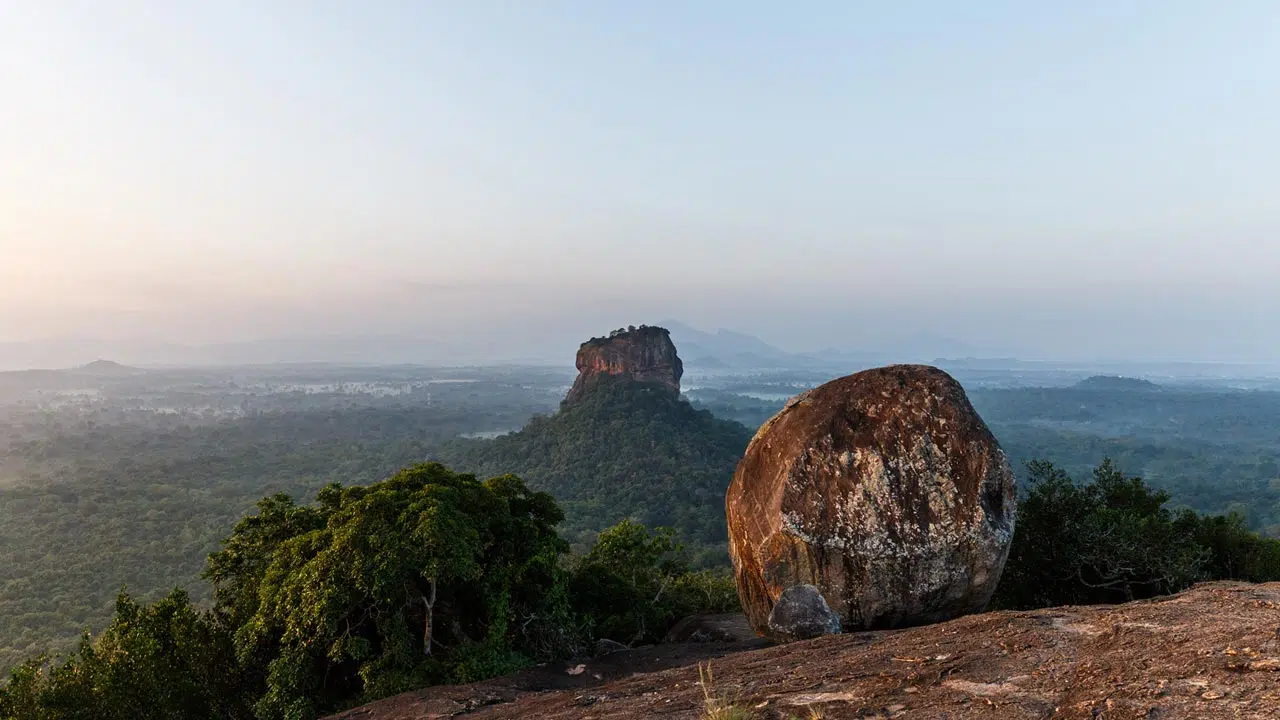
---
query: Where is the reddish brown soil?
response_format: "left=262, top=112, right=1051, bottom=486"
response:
left=330, top=582, right=1280, bottom=719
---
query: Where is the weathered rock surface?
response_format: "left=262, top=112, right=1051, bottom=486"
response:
left=726, top=364, right=1016, bottom=638
left=563, top=325, right=682, bottom=405
left=592, top=639, right=629, bottom=657
left=766, top=583, right=842, bottom=641
left=662, top=614, right=756, bottom=644
left=327, top=583, right=1280, bottom=719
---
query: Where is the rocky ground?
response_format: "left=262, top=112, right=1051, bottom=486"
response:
left=329, top=582, right=1280, bottom=719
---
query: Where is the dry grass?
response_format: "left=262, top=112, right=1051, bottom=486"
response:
left=698, top=663, right=756, bottom=720
left=697, top=663, right=831, bottom=720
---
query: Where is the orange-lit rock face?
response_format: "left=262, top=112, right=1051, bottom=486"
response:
left=564, top=326, right=683, bottom=404
left=726, top=365, right=1016, bottom=639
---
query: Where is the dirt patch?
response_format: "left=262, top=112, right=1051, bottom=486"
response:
left=330, top=582, right=1280, bottom=719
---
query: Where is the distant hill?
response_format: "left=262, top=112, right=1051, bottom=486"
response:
left=0, top=360, right=144, bottom=394
left=1073, top=375, right=1162, bottom=391
left=74, top=359, right=143, bottom=376
left=446, top=377, right=751, bottom=564
left=443, top=325, right=753, bottom=564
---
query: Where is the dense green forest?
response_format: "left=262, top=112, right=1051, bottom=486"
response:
left=0, top=463, right=738, bottom=719
left=6, top=369, right=1280, bottom=688
left=971, top=383, right=1280, bottom=534
left=0, top=378, right=749, bottom=671
left=441, top=377, right=753, bottom=561
left=4, top=458, right=1279, bottom=720
left=0, top=407, right=514, bottom=670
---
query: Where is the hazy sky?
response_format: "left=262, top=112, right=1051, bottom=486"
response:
left=3, top=2, right=1279, bottom=361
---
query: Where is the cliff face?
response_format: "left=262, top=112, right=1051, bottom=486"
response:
left=563, top=326, right=683, bottom=405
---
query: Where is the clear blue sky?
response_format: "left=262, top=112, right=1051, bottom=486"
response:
left=2, top=2, right=1278, bottom=361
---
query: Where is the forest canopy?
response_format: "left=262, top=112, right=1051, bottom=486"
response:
left=4, top=457, right=1280, bottom=719
left=1, top=463, right=738, bottom=720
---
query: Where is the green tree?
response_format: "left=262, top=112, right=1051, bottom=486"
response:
left=1, top=464, right=742, bottom=720
left=568, top=519, right=737, bottom=645
left=206, top=463, right=567, bottom=720
left=1193, top=512, right=1280, bottom=582
left=995, top=459, right=1234, bottom=609
left=0, top=589, right=250, bottom=720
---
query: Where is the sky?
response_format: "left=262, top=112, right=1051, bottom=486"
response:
left=2, top=1, right=1279, bottom=363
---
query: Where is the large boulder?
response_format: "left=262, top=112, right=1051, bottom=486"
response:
left=725, top=364, right=1016, bottom=639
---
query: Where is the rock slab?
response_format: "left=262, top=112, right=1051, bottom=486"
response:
left=726, top=364, right=1016, bottom=638
left=328, top=583, right=1280, bottom=720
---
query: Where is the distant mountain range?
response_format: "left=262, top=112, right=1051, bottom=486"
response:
left=661, top=320, right=987, bottom=371
left=0, top=319, right=988, bottom=371
left=9, top=324, right=1273, bottom=377
left=0, top=304, right=1019, bottom=372
left=0, top=337, right=512, bottom=371
left=659, top=320, right=800, bottom=369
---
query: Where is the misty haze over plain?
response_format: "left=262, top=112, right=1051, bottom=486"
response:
left=3, top=2, right=1278, bottom=368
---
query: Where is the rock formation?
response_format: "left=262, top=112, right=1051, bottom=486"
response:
left=563, top=325, right=683, bottom=405
left=725, top=364, right=1016, bottom=639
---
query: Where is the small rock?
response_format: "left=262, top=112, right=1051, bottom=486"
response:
left=767, top=584, right=842, bottom=642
